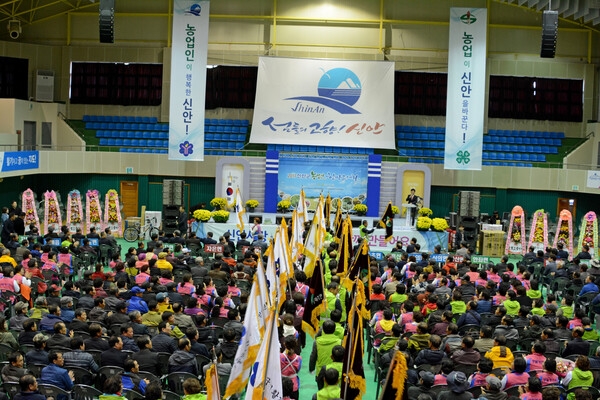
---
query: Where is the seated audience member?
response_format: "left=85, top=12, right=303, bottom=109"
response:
left=40, top=351, right=75, bottom=391
left=1, top=352, right=30, bottom=383
left=122, top=358, right=149, bottom=395
left=501, top=356, right=529, bottom=390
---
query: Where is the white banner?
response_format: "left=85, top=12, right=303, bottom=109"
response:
left=168, top=1, right=210, bottom=161
left=444, top=8, right=487, bottom=170
left=587, top=171, right=600, bottom=188
left=250, top=57, right=396, bottom=149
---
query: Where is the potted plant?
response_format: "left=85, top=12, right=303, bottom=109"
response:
left=210, top=197, right=228, bottom=211
left=245, top=199, right=259, bottom=212
left=193, top=209, right=211, bottom=223
left=431, top=217, right=449, bottom=232
left=278, top=199, right=291, bottom=213
left=353, top=204, right=368, bottom=216
left=418, top=207, right=433, bottom=217
left=391, top=205, right=400, bottom=216
left=416, top=216, right=432, bottom=231
left=211, top=210, right=230, bottom=223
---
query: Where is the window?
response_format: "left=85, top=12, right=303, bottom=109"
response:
left=70, top=62, right=163, bottom=106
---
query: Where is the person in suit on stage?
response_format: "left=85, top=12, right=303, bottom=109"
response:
left=405, top=188, right=420, bottom=225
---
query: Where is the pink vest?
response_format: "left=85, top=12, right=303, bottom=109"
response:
left=227, top=287, right=241, bottom=297
left=135, top=273, right=150, bottom=285
left=40, top=253, right=49, bottom=263
left=504, top=372, right=530, bottom=389
left=537, top=371, right=560, bottom=387
left=0, top=277, right=15, bottom=292
left=178, top=282, right=195, bottom=295
left=58, top=253, right=72, bottom=266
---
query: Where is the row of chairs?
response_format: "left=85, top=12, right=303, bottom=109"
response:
left=205, top=125, right=248, bottom=134
left=205, top=142, right=243, bottom=150
left=96, top=130, right=169, bottom=140
left=483, top=144, right=558, bottom=154
left=83, top=115, right=158, bottom=124
left=205, top=150, right=243, bottom=156
left=205, top=118, right=249, bottom=127
left=396, top=132, right=563, bottom=146
left=394, top=126, right=565, bottom=139
left=205, top=133, right=246, bottom=142
left=489, top=129, right=565, bottom=139
left=119, top=148, right=168, bottom=154
left=86, top=122, right=168, bottom=132
left=266, top=144, right=375, bottom=154
left=399, top=140, right=558, bottom=155
left=99, top=138, right=168, bottom=148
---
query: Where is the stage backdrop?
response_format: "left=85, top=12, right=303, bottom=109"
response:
left=250, top=57, right=396, bottom=150
left=277, top=153, right=368, bottom=211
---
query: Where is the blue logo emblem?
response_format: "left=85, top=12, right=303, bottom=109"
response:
left=186, top=4, right=202, bottom=16
left=286, top=67, right=362, bottom=114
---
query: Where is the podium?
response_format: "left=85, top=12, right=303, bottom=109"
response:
left=402, top=203, right=417, bottom=227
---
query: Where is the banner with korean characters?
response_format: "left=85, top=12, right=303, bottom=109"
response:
left=168, top=0, right=210, bottom=161
left=0, top=151, right=39, bottom=172
left=444, top=8, right=487, bottom=170
left=250, top=57, right=396, bottom=150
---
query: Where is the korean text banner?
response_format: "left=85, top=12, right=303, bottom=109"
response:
left=277, top=153, right=368, bottom=210
left=168, top=0, right=210, bottom=161
left=250, top=57, right=396, bottom=149
left=0, top=151, right=39, bottom=172
left=444, top=8, right=487, bottom=170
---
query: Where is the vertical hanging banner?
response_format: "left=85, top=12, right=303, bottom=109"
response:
left=250, top=57, right=396, bottom=150
left=445, top=8, right=487, bottom=170
left=168, top=0, right=210, bottom=161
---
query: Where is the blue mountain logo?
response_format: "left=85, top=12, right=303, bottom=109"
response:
left=286, top=67, right=362, bottom=114
left=186, top=4, right=202, bottom=16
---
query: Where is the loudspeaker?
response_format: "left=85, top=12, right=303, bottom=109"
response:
left=541, top=10, right=558, bottom=58
left=99, top=0, right=114, bottom=43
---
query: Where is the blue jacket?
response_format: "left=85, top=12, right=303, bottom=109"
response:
left=127, top=296, right=148, bottom=314
left=40, top=363, right=74, bottom=391
left=579, top=282, right=599, bottom=296
left=60, top=308, right=75, bottom=323
left=39, top=314, right=64, bottom=332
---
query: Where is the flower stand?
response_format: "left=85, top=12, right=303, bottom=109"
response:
left=527, top=209, right=548, bottom=254
left=43, top=190, right=62, bottom=234
left=553, top=209, right=574, bottom=257
left=86, top=189, right=103, bottom=233
left=66, top=190, right=83, bottom=233
left=577, top=211, right=597, bottom=258
left=104, top=189, right=123, bottom=236
left=22, top=189, right=40, bottom=234
left=505, top=205, right=526, bottom=256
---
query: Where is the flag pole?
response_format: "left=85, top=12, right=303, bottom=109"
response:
left=342, top=282, right=359, bottom=400
left=210, top=346, right=221, bottom=399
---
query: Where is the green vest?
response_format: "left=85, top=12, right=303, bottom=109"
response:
left=503, top=299, right=521, bottom=315
left=359, top=225, right=369, bottom=238
left=315, top=334, right=342, bottom=374
left=338, top=286, right=348, bottom=323
left=560, top=305, right=574, bottom=319
left=317, top=384, right=341, bottom=400
left=389, top=293, right=407, bottom=304
left=450, top=300, right=466, bottom=315
left=567, top=368, right=594, bottom=400
left=526, top=289, right=542, bottom=299
left=531, top=307, right=545, bottom=316
left=324, top=361, right=344, bottom=384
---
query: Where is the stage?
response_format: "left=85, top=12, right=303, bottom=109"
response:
left=191, top=216, right=449, bottom=254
